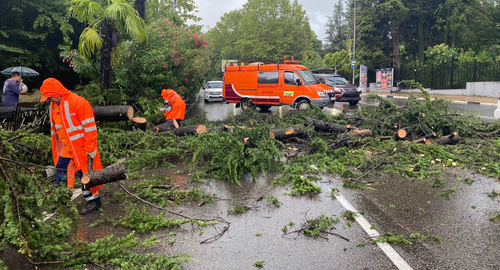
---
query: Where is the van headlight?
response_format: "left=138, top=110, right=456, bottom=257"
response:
left=317, top=91, right=327, bottom=97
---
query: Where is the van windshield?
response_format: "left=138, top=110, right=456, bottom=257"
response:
left=297, top=70, right=321, bottom=85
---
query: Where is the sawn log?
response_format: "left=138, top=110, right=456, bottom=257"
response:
left=172, top=124, right=207, bottom=136
left=270, top=127, right=304, bottom=140
left=92, top=105, right=134, bottom=121
left=152, top=119, right=179, bottom=132
left=132, top=117, right=147, bottom=131
left=305, top=117, right=349, bottom=133
left=81, top=163, right=128, bottom=189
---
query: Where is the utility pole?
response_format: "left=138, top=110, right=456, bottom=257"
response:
left=352, top=0, right=356, bottom=85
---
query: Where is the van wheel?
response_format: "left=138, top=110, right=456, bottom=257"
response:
left=240, top=99, right=254, bottom=111
left=349, top=101, right=359, bottom=106
left=258, top=105, right=271, bottom=111
left=296, top=100, right=311, bottom=110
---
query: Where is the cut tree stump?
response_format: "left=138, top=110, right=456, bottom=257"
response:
left=305, top=117, right=349, bottom=133
left=270, top=127, right=304, bottom=140
left=132, top=117, right=147, bottom=131
left=393, top=128, right=408, bottom=140
left=81, top=163, right=128, bottom=189
left=172, top=124, right=207, bottom=136
left=152, top=119, right=179, bottom=132
left=92, top=106, right=134, bottom=121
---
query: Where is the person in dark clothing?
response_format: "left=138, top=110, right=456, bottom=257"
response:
left=2, top=72, right=27, bottom=106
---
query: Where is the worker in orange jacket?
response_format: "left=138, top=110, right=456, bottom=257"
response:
left=40, top=78, right=104, bottom=214
left=161, top=89, right=186, bottom=123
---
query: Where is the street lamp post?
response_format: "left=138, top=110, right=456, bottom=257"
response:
left=352, top=0, right=356, bottom=85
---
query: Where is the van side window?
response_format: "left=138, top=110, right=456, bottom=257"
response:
left=284, top=71, right=298, bottom=85
left=258, top=71, right=279, bottom=84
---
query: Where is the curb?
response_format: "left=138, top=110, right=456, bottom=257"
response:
left=383, top=95, right=498, bottom=106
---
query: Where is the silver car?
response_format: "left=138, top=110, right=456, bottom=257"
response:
left=203, top=81, right=224, bottom=103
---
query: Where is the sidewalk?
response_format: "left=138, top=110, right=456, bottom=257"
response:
left=367, top=91, right=499, bottom=106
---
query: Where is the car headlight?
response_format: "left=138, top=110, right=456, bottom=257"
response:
left=317, top=91, right=327, bottom=97
left=356, top=87, right=362, bottom=92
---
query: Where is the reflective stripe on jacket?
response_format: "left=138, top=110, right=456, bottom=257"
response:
left=49, top=92, right=102, bottom=174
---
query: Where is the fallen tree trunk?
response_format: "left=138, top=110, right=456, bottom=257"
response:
left=172, top=124, right=207, bottom=136
left=132, top=117, right=147, bottom=131
left=81, top=163, right=128, bottom=189
left=92, top=105, right=134, bottom=121
left=305, top=117, right=349, bottom=133
left=270, top=127, right=304, bottom=140
left=348, top=128, right=373, bottom=138
left=431, top=132, right=463, bottom=145
left=152, top=119, right=179, bottom=132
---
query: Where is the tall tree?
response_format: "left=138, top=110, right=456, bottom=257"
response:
left=134, top=0, right=146, bottom=20
left=0, top=0, right=75, bottom=86
left=70, top=0, right=147, bottom=91
left=206, top=0, right=314, bottom=64
left=324, top=0, right=349, bottom=53
left=378, top=0, right=409, bottom=79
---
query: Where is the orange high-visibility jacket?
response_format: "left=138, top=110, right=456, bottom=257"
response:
left=161, top=89, right=186, bottom=120
left=43, top=79, right=104, bottom=194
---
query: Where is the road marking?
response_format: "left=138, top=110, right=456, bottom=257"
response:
left=336, top=193, right=413, bottom=270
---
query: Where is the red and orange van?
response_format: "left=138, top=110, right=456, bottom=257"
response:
left=223, top=62, right=334, bottom=110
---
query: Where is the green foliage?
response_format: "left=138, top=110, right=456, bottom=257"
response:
left=60, top=232, right=190, bottom=269
left=490, top=214, right=500, bottom=222
left=440, top=187, right=456, bottom=200
left=186, top=124, right=282, bottom=183
left=254, top=260, right=264, bottom=268
left=205, top=0, right=318, bottom=75
left=374, top=232, right=412, bottom=245
left=114, top=18, right=210, bottom=103
left=227, top=205, right=249, bottom=215
left=267, top=196, right=282, bottom=207
left=112, top=207, right=190, bottom=233
left=303, top=214, right=340, bottom=238
left=488, top=190, right=500, bottom=198
left=342, top=211, right=357, bottom=221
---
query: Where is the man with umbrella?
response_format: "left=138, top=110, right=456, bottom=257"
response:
left=2, top=72, right=27, bottom=106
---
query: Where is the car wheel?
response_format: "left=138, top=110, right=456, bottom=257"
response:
left=296, top=100, right=311, bottom=110
left=240, top=99, right=254, bottom=111
left=258, top=105, right=271, bottom=111
left=204, top=99, right=208, bottom=103
left=349, top=101, right=359, bottom=106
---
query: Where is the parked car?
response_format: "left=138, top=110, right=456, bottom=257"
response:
left=203, top=81, right=224, bottom=103
left=312, top=70, right=362, bottom=105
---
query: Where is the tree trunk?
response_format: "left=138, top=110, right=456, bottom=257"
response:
left=100, top=19, right=113, bottom=91
left=392, top=24, right=401, bottom=83
left=132, top=117, right=147, bottom=131
left=418, top=16, right=424, bottom=66
left=134, top=0, right=146, bottom=20
left=270, top=127, right=304, bottom=140
left=172, top=125, right=207, bottom=136
left=152, top=119, right=179, bottom=132
left=92, top=106, right=134, bottom=121
left=432, top=132, right=463, bottom=145
left=81, top=163, right=127, bottom=189
left=305, top=117, right=348, bottom=133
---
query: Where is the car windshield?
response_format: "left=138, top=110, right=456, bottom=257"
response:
left=296, top=70, right=320, bottom=85
left=207, top=82, right=223, bottom=88
left=324, top=76, right=349, bottom=85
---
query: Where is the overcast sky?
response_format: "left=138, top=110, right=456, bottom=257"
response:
left=191, top=0, right=335, bottom=43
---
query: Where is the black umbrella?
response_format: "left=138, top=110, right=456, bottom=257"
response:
left=1, top=66, right=39, bottom=76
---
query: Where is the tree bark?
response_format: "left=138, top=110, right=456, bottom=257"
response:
left=270, top=127, right=304, bottom=140
left=92, top=106, right=134, bottom=121
left=100, top=19, right=113, bottom=91
left=132, top=117, right=147, bottom=131
left=152, top=119, right=179, bottom=132
left=431, top=132, right=463, bottom=145
left=305, top=117, right=348, bottom=133
left=172, top=125, right=207, bottom=136
left=134, top=0, right=146, bottom=20
left=81, top=163, right=127, bottom=189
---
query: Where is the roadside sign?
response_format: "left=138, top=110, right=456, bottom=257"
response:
left=351, top=60, right=356, bottom=69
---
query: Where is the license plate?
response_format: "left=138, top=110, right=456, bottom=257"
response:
left=330, top=97, right=335, bottom=101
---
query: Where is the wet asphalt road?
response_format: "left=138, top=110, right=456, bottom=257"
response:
left=4, top=91, right=499, bottom=269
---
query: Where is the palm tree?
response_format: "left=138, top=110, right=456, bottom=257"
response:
left=70, top=0, right=147, bottom=91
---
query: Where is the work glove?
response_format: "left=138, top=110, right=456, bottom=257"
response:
left=87, top=150, right=97, bottom=159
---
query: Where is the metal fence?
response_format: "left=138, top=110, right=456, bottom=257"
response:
left=399, top=60, right=500, bottom=89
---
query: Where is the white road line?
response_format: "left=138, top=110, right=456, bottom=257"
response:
left=336, top=193, right=414, bottom=270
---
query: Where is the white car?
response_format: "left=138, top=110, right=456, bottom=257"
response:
left=203, top=81, right=224, bottom=103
